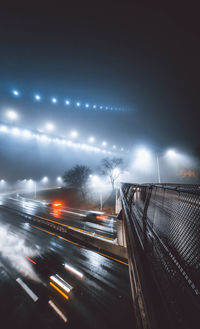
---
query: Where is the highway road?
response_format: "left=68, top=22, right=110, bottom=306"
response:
left=0, top=194, right=116, bottom=240
left=0, top=204, right=135, bottom=329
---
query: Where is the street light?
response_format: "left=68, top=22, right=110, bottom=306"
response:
left=12, top=89, right=19, bottom=96
left=89, top=137, right=95, bottom=143
left=70, top=130, right=78, bottom=138
left=45, top=122, right=54, bottom=131
left=42, top=176, right=48, bottom=183
left=6, top=110, right=18, bottom=121
left=102, top=141, right=107, bottom=147
left=51, top=97, right=57, bottom=103
left=34, top=94, right=41, bottom=101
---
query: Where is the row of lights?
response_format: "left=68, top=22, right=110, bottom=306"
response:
left=0, top=123, right=118, bottom=154
left=11, top=89, right=123, bottom=112
left=3, top=109, right=125, bottom=151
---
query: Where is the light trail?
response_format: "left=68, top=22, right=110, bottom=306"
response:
left=48, top=300, right=68, bottom=322
left=16, top=278, right=39, bottom=302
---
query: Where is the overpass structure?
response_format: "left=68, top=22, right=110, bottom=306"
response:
left=118, top=183, right=200, bottom=329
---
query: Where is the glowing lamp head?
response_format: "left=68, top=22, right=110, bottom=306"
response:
left=166, top=149, right=177, bottom=158
left=51, top=97, right=57, bottom=103
left=6, top=110, right=18, bottom=120
left=12, top=89, right=19, bottom=96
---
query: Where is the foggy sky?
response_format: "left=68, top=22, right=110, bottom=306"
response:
left=0, top=1, right=199, bottom=180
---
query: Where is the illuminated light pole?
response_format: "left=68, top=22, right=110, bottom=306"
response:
left=6, top=110, right=18, bottom=122
left=45, top=122, right=54, bottom=131
left=34, top=94, right=41, bottom=101
left=56, top=176, right=62, bottom=187
left=51, top=97, right=57, bottom=103
left=70, top=130, right=78, bottom=138
left=42, top=176, right=48, bottom=183
left=12, top=89, right=19, bottom=96
left=89, top=136, right=95, bottom=143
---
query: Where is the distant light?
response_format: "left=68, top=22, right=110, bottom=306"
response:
left=57, top=176, right=62, bottom=182
left=0, top=125, right=8, bottom=132
left=106, top=106, right=108, bottom=110
left=45, top=122, right=54, bottom=131
left=35, top=94, right=41, bottom=101
left=70, top=130, right=78, bottom=138
left=85, top=104, right=89, bottom=108
left=76, top=102, right=80, bottom=107
left=102, top=141, right=107, bottom=147
left=51, top=97, right=57, bottom=103
left=65, top=100, right=70, bottom=105
left=121, top=148, right=124, bottom=151
left=11, top=128, right=20, bottom=136
left=22, top=129, right=32, bottom=139
left=113, top=145, right=116, bottom=149
left=12, top=89, right=19, bottom=96
left=6, top=110, right=18, bottom=120
left=0, top=179, right=5, bottom=183
left=100, top=106, right=103, bottom=109
left=166, top=149, right=177, bottom=158
left=42, top=176, right=48, bottom=183
left=89, top=137, right=95, bottom=143
left=93, top=105, right=97, bottom=109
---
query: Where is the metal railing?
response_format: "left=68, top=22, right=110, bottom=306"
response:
left=120, top=183, right=200, bottom=329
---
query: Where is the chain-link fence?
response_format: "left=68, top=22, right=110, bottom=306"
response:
left=121, top=183, right=200, bottom=329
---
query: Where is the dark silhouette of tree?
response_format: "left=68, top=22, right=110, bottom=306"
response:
left=62, top=165, right=91, bottom=199
left=101, top=157, right=123, bottom=190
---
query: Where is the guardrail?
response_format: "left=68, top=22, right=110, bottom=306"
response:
left=120, top=183, right=200, bottom=329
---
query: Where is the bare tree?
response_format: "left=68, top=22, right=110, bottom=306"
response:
left=101, top=157, right=123, bottom=190
left=62, top=165, right=91, bottom=199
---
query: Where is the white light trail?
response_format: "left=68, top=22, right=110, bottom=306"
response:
left=16, top=278, right=39, bottom=302
left=48, top=300, right=68, bottom=323
left=64, top=263, right=83, bottom=278
left=50, top=275, right=73, bottom=293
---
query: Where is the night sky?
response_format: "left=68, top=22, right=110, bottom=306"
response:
left=0, top=1, right=199, bottom=180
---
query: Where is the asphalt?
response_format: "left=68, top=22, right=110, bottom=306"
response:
left=0, top=195, right=116, bottom=240
left=0, top=200, right=135, bottom=329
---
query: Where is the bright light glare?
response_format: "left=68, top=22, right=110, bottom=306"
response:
left=64, top=263, right=83, bottom=278
left=166, top=149, right=177, bottom=158
left=45, top=122, right=54, bottom=131
left=70, top=130, right=78, bottom=138
left=0, top=125, right=8, bottom=132
left=50, top=275, right=72, bottom=292
left=51, top=97, right=57, bottom=103
left=12, top=90, right=19, bottom=96
left=93, top=105, right=97, bottom=109
left=6, top=110, right=18, bottom=120
left=35, top=94, right=41, bottom=101
left=42, top=176, right=48, bottom=183
left=89, top=136, right=95, bottom=143
left=132, top=148, right=153, bottom=173
left=85, top=103, right=89, bottom=108
left=113, top=145, right=116, bottom=149
left=65, top=100, right=70, bottom=105
left=22, top=130, right=32, bottom=138
left=76, top=102, right=80, bottom=107
left=11, top=128, right=20, bottom=136
left=102, top=141, right=107, bottom=147
left=57, top=176, right=62, bottom=182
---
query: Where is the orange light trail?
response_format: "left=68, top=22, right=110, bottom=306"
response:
left=25, top=256, right=37, bottom=264
left=49, top=281, right=69, bottom=300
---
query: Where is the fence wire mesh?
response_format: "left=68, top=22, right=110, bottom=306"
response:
left=121, top=183, right=200, bottom=329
